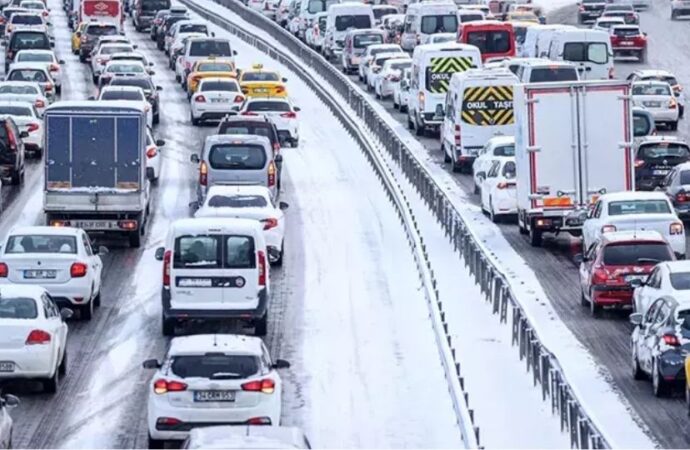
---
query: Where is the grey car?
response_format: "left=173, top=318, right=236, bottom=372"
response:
left=191, top=134, right=281, bottom=203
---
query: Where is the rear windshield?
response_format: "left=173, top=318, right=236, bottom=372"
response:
left=141, top=0, right=169, bottom=11
left=670, top=272, right=690, bottom=290
left=208, top=144, right=267, bottom=170
left=638, top=143, right=690, bottom=160
left=207, top=194, right=268, bottom=208
left=612, top=27, right=640, bottom=37
left=607, top=4, right=633, bottom=11
left=246, top=101, right=290, bottom=112
left=101, top=45, right=134, bottom=55
left=86, top=25, right=118, bottom=36
left=218, top=122, right=275, bottom=141
left=101, top=90, right=144, bottom=101
left=562, top=42, right=609, bottom=64
left=173, top=235, right=256, bottom=269
left=389, top=61, right=411, bottom=71
left=6, top=235, right=77, bottom=254
left=8, top=69, right=46, bottom=82
left=17, top=52, right=51, bottom=62
left=242, top=72, right=279, bottom=82
left=0, top=297, right=37, bottom=319
left=633, top=84, right=671, bottom=96
left=420, top=15, right=457, bottom=34
left=179, top=23, right=207, bottom=34
left=0, top=105, right=32, bottom=116
left=607, top=200, right=671, bottom=215
left=197, top=62, right=233, bottom=72
left=171, top=354, right=259, bottom=379
left=10, top=32, right=49, bottom=50
left=109, top=77, right=153, bottom=90
left=11, top=14, right=42, bottom=24
left=3, top=9, right=24, bottom=19
left=0, top=85, right=38, bottom=94
left=106, top=64, right=145, bottom=73
left=353, top=33, right=383, bottom=48
left=596, top=19, right=622, bottom=29
left=189, top=40, right=232, bottom=57
left=307, top=0, right=337, bottom=13
left=201, top=80, right=238, bottom=92
left=494, top=145, right=514, bottom=156
left=603, top=243, right=673, bottom=265
left=335, top=15, right=371, bottom=32
left=467, top=30, right=511, bottom=54
left=529, top=67, right=578, bottom=83
left=460, top=13, right=484, bottom=23
left=430, top=34, right=455, bottom=43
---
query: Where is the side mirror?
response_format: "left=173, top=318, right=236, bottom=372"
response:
left=189, top=200, right=199, bottom=209
left=149, top=70, right=156, bottom=75
left=88, top=95, right=95, bottom=100
left=133, top=44, right=138, bottom=49
left=630, top=278, right=644, bottom=288
left=281, top=77, right=287, bottom=82
left=50, top=41, right=55, bottom=47
left=190, top=153, right=199, bottom=164
left=19, top=131, right=28, bottom=138
left=149, top=61, right=154, bottom=66
left=274, top=154, right=283, bottom=163
left=293, top=106, right=301, bottom=112
left=211, top=31, right=215, bottom=37
left=233, top=50, right=238, bottom=55
left=60, top=307, right=73, bottom=320
left=154, top=246, right=165, bottom=261
left=272, top=359, right=290, bottom=369
left=156, top=139, right=165, bottom=146
left=279, top=201, right=289, bottom=210
left=98, top=245, right=109, bottom=256
left=2, top=394, right=19, bottom=409
left=573, top=253, right=583, bottom=265
left=142, top=358, right=162, bottom=369
left=59, top=59, right=65, bottom=64
left=629, top=312, right=643, bottom=326
left=230, top=105, right=240, bottom=112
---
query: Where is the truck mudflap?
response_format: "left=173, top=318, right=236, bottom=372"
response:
left=46, top=210, right=146, bottom=248
left=520, top=208, right=587, bottom=246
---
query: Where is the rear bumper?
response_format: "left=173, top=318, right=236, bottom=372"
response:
left=162, top=287, right=268, bottom=321
left=592, top=285, right=633, bottom=306
left=659, top=351, right=686, bottom=381
left=635, top=175, right=664, bottom=190
left=0, top=346, right=55, bottom=379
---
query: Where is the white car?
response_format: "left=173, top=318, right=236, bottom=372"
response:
left=0, top=82, right=47, bottom=115
left=305, top=12, right=327, bottom=50
left=93, top=35, right=132, bottom=54
left=392, top=67, right=411, bottom=112
left=472, top=135, right=515, bottom=194
left=145, top=127, right=165, bottom=183
left=358, top=44, right=403, bottom=83
left=0, top=101, right=43, bottom=156
left=0, top=226, right=106, bottom=320
left=0, top=285, right=71, bottom=393
left=12, top=50, right=63, bottom=94
left=182, top=426, right=310, bottom=449
left=627, top=69, right=685, bottom=118
left=592, top=16, right=625, bottom=32
left=632, top=81, right=680, bottom=130
left=144, top=334, right=290, bottom=447
left=366, top=52, right=407, bottom=92
left=632, top=261, right=690, bottom=314
left=4, top=12, right=48, bottom=40
left=190, top=78, right=245, bottom=126
left=194, top=185, right=289, bottom=265
left=239, top=97, right=301, bottom=146
left=5, top=63, right=55, bottom=102
left=90, top=43, right=136, bottom=83
left=480, top=157, right=517, bottom=222
left=582, top=192, right=686, bottom=258
left=98, top=86, right=153, bottom=128
left=0, top=394, right=18, bottom=449
left=109, top=51, right=153, bottom=68
left=374, top=57, right=411, bottom=100
left=98, top=60, right=149, bottom=87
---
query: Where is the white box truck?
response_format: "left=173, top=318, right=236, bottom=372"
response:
left=514, top=80, right=634, bottom=246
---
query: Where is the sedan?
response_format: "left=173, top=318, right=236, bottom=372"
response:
left=479, top=157, right=517, bottom=223
left=190, top=77, right=244, bottom=126
left=0, top=226, right=106, bottom=320
left=0, top=100, right=43, bottom=157
left=472, top=135, right=515, bottom=194
left=0, top=285, right=71, bottom=393
left=145, top=126, right=165, bottom=182
left=660, top=161, right=690, bottom=219
left=0, top=81, right=47, bottom=115
left=89, top=43, right=136, bottom=83
left=12, top=50, right=64, bottom=94
left=632, top=261, right=690, bottom=314
left=143, top=334, right=290, bottom=448
left=98, top=61, right=149, bottom=88
left=239, top=97, right=300, bottom=146
left=632, top=81, right=679, bottom=130
left=194, top=185, right=289, bottom=265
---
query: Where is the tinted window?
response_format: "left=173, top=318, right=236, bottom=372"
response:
left=201, top=81, right=238, bottom=92
left=0, top=106, right=31, bottom=116
left=86, top=25, right=118, bottom=36
left=141, top=0, right=169, bottom=11
left=612, top=27, right=640, bottom=37
left=225, top=236, right=255, bottom=268
left=602, top=243, right=673, bottom=265
left=638, top=143, right=690, bottom=160
left=6, top=235, right=77, bottom=254
left=189, top=40, right=232, bottom=57
left=241, top=72, right=279, bottom=82
left=197, top=62, right=233, bottom=72
left=10, top=32, right=49, bottom=50
left=17, top=52, right=51, bottom=62
left=207, top=195, right=268, bottom=208
left=529, top=67, right=578, bottom=82
left=218, top=122, right=275, bottom=142
left=179, top=24, right=207, bottom=33
left=633, top=83, right=671, bottom=96
left=8, top=69, right=46, bottom=82
left=494, top=145, right=514, bottom=157
left=467, top=30, right=511, bottom=54
left=373, top=8, right=396, bottom=20
left=307, top=0, right=337, bottom=13
left=101, top=90, right=144, bottom=101
left=420, top=14, right=457, bottom=34
left=109, top=77, right=154, bottom=90
left=174, top=235, right=220, bottom=268
left=607, top=200, right=671, bottom=215
left=0, top=85, right=38, bottom=94
left=246, top=101, right=290, bottom=112
left=353, top=33, right=383, bottom=48
left=11, top=14, right=42, bottom=24
left=171, top=355, right=259, bottom=379
left=2, top=9, right=23, bottom=19
left=335, top=15, right=372, bottom=32
left=106, top=64, right=145, bottom=73
left=0, top=297, right=38, bottom=319
left=670, top=272, right=690, bottom=290
left=208, top=144, right=267, bottom=170
left=460, top=13, right=484, bottom=23
left=101, top=45, right=134, bottom=55
left=562, top=42, right=608, bottom=64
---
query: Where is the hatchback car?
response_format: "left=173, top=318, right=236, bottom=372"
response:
left=90, top=43, right=136, bottom=83
left=660, top=161, right=690, bottom=220
left=190, top=78, right=244, bottom=125
left=5, top=63, right=54, bottom=102
left=632, top=81, right=679, bottom=130
left=106, top=75, right=162, bottom=124
left=635, top=137, right=690, bottom=190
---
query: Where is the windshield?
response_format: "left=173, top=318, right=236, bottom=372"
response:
left=0, top=105, right=31, bottom=116
left=603, top=243, right=673, bottom=265
left=633, top=83, right=671, bottom=96
left=529, top=67, right=579, bottom=82
left=101, top=90, right=144, bottom=101
left=208, top=144, right=267, bottom=170
left=109, top=78, right=153, bottom=90
left=467, top=30, right=511, bottom=54
left=0, top=85, right=37, bottom=94
left=179, top=23, right=206, bottom=33
left=207, top=194, right=268, bottom=208
left=242, top=71, right=279, bottom=82
left=246, top=101, right=290, bottom=112
left=597, top=19, right=623, bottom=29
left=562, top=42, right=609, bottom=64
left=607, top=200, right=671, bottom=215
left=373, top=8, right=396, bottom=20
left=335, top=15, right=371, bottom=32
left=141, top=0, right=169, bottom=11
left=189, top=40, right=232, bottom=57
left=307, top=0, right=337, bottom=13
left=219, top=123, right=274, bottom=141
left=389, top=61, right=411, bottom=71
left=420, top=14, right=457, bottom=34
left=17, top=52, right=51, bottom=62
left=8, top=69, right=46, bottom=82
left=106, top=64, right=145, bottom=73
left=6, top=235, right=77, bottom=254
left=0, top=297, right=37, bottom=319
left=353, top=33, right=383, bottom=48
left=11, top=32, right=49, bottom=50
left=201, top=80, right=238, bottom=91
left=86, top=25, right=118, bottom=36
left=430, top=33, right=455, bottom=43
left=173, top=235, right=220, bottom=268
left=638, top=143, right=690, bottom=160
left=171, top=354, right=259, bottom=379
left=11, top=14, right=42, bottom=24
left=612, top=27, right=640, bottom=37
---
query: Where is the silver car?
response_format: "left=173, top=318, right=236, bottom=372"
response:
left=632, top=81, right=680, bottom=130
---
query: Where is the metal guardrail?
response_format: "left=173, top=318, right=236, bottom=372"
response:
left=179, top=0, right=610, bottom=448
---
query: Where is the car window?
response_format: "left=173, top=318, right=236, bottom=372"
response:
left=8, top=69, right=47, bottom=82
left=170, top=354, right=260, bottom=379
left=529, top=67, right=578, bottom=83
left=607, top=199, right=671, bottom=215
left=335, top=15, right=371, bottom=32
left=502, top=161, right=516, bottom=179
left=11, top=14, right=42, bottom=24
left=246, top=101, right=290, bottom=112
left=106, top=64, right=145, bottom=73
left=612, top=27, right=640, bottom=37
left=219, top=123, right=274, bottom=141
left=632, top=111, right=652, bottom=137
left=86, top=25, right=118, bottom=36
left=174, top=235, right=221, bottom=268
left=0, top=85, right=38, bottom=95
left=109, top=77, right=154, bottom=90
left=0, top=297, right=38, bottom=319
left=633, top=83, right=671, bottom=96
left=241, top=71, right=280, bottom=82
left=208, top=144, right=267, bottom=170
left=200, top=80, right=239, bottom=92
left=307, top=0, right=337, bottom=13
left=178, top=24, right=206, bottom=34
left=0, top=105, right=32, bottom=116
left=5, top=235, right=77, bottom=254
left=207, top=194, right=268, bottom=208
left=645, top=299, right=661, bottom=323
left=669, top=271, right=690, bottom=290
left=197, top=62, right=233, bottom=72
left=101, top=90, right=144, bottom=101
left=677, top=308, right=690, bottom=338
left=17, top=52, right=52, bottom=62
left=101, top=45, right=134, bottom=55
left=189, top=40, right=232, bottom=57
left=420, top=14, right=457, bottom=34
left=225, top=235, right=256, bottom=269
left=563, top=42, right=609, bottom=64
left=81, top=233, right=93, bottom=256
left=680, top=170, right=690, bottom=185
left=638, top=143, right=689, bottom=160
left=467, top=30, right=511, bottom=53
left=353, top=34, right=383, bottom=48
left=602, top=242, right=673, bottom=265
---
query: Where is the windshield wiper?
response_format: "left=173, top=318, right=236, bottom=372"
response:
left=637, top=258, right=660, bottom=264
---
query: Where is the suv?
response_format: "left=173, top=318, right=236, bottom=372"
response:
left=107, top=75, right=162, bottom=124
left=0, top=116, right=26, bottom=185
left=132, top=0, right=170, bottom=31
left=5, top=29, right=50, bottom=72
left=635, top=137, right=690, bottom=191
left=610, top=24, right=647, bottom=62
left=78, top=22, right=119, bottom=63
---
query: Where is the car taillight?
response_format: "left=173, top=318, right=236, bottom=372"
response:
left=268, top=161, right=276, bottom=187
left=35, top=99, right=44, bottom=108
left=241, top=111, right=258, bottom=116
left=670, top=222, right=684, bottom=235
left=662, top=334, right=680, bottom=346
left=275, top=86, right=285, bottom=94
left=42, top=10, right=48, bottom=16
left=677, top=191, right=690, bottom=203
left=497, top=182, right=511, bottom=189
left=27, top=123, right=39, bottom=132
left=246, top=417, right=272, bottom=425
left=234, top=94, right=244, bottom=103
left=25, top=329, right=51, bottom=345
left=601, top=224, right=616, bottom=234
left=258, top=250, right=266, bottom=286
left=670, top=98, right=677, bottom=109
left=280, top=111, right=296, bottom=118
left=592, top=267, right=609, bottom=284
left=418, top=91, right=425, bottom=108
left=162, top=250, right=171, bottom=286
left=634, top=159, right=645, bottom=168
left=6, top=124, right=16, bottom=152
left=199, top=161, right=208, bottom=186
left=261, top=218, right=278, bottom=230
left=70, top=262, right=87, bottom=278
left=0, top=263, right=7, bottom=278
left=153, top=378, right=187, bottom=394
left=49, top=63, right=59, bottom=72
left=146, top=147, right=157, bottom=158
left=241, top=378, right=275, bottom=394
left=194, top=94, right=206, bottom=103
left=44, top=84, right=53, bottom=92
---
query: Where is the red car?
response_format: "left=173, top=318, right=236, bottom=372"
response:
left=578, top=230, right=675, bottom=317
left=610, top=24, right=647, bottom=62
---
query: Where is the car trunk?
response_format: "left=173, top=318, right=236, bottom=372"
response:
left=5, top=253, right=76, bottom=284
left=608, top=214, right=675, bottom=236
left=0, top=319, right=36, bottom=349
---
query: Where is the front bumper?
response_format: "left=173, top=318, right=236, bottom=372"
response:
left=162, top=287, right=268, bottom=321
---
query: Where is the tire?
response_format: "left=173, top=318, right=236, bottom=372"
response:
left=56, top=85, right=62, bottom=95
left=529, top=226, right=543, bottom=247
left=632, top=348, right=644, bottom=380
left=254, top=312, right=268, bottom=336
left=489, top=200, right=498, bottom=223
left=442, top=144, right=451, bottom=163
left=129, top=230, right=141, bottom=248
left=638, top=50, right=646, bottom=64
left=415, top=115, right=424, bottom=136
left=162, top=315, right=175, bottom=336
left=94, top=291, right=101, bottom=307
left=274, top=241, right=284, bottom=267
left=393, top=100, right=399, bottom=110
left=590, top=291, right=602, bottom=318
left=375, top=90, right=380, bottom=100
left=580, top=289, right=588, bottom=307
left=10, top=169, right=20, bottom=186
left=175, top=74, right=180, bottom=82
left=400, top=104, right=407, bottom=113
left=148, top=435, right=165, bottom=449
left=153, top=112, right=160, bottom=125
left=43, top=368, right=58, bottom=394
left=407, top=114, right=414, bottom=130
left=80, top=299, right=93, bottom=320
left=451, top=161, right=462, bottom=173
left=652, top=358, right=668, bottom=397
left=79, top=54, right=86, bottom=63
left=58, top=349, right=67, bottom=376
left=92, top=74, right=98, bottom=84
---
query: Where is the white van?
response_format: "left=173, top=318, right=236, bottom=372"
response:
left=400, top=0, right=458, bottom=52
left=323, top=2, right=375, bottom=60
left=297, top=0, right=340, bottom=39
left=407, top=42, right=482, bottom=136
left=156, top=217, right=270, bottom=337
left=457, top=8, right=485, bottom=23
left=524, top=24, right=575, bottom=58
left=514, top=59, right=579, bottom=83
left=438, top=68, right=518, bottom=172
left=547, top=28, right=613, bottom=80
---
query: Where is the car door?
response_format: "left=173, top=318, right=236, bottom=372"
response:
left=583, top=199, right=603, bottom=248
left=636, top=298, right=661, bottom=372
left=482, top=160, right=500, bottom=210
left=81, top=232, right=102, bottom=293
left=47, top=294, right=67, bottom=352
left=41, top=295, right=61, bottom=368
left=579, top=241, right=598, bottom=296
left=645, top=301, right=671, bottom=370
left=635, top=266, right=659, bottom=314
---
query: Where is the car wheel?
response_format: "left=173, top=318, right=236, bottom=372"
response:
left=415, top=115, right=424, bottom=136
left=529, top=226, right=543, bottom=247
left=254, top=312, right=268, bottom=336
left=400, top=104, right=407, bottom=113
left=590, top=290, right=602, bottom=318
left=580, top=289, right=588, bottom=307
left=489, top=199, right=498, bottom=223
left=670, top=121, right=679, bottom=131
left=162, top=315, right=175, bottom=337
left=92, top=74, right=98, bottom=84
left=10, top=169, right=20, bottom=186
left=56, top=85, right=61, bottom=95
left=80, top=298, right=93, bottom=320
left=393, top=99, right=399, bottom=109
left=43, top=368, right=59, bottom=394
left=153, top=112, right=160, bottom=125
left=632, top=346, right=644, bottom=380
left=274, top=241, right=284, bottom=267
left=58, top=349, right=67, bottom=376
left=652, top=358, right=668, bottom=397
left=442, top=144, right=451, bottom=163
left=147, top=435, right=165, bottom=449
left=94, top=291, right=101, bottom=307
left=407, top=113, right=414, bottom=130
left=128, top=229, right=141, bottom=248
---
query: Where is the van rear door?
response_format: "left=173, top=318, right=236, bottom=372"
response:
left=221, top=234, right=262, bottom=310
left=170, top=233, right=226, bottom=310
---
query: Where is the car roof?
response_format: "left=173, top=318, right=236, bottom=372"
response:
left=169, top=334, right=264, bottom=356
left=487, top=135, right=515, bottom=147
left=660, top=260, right=690, bottom=273
left=7, top=225, right=82, bottom=236
left=199, top=77, right=239, bottom=84
left=170, top=218, right=264, bottom=237
left=601, top=230, right=666, bottom=244
left=187, top=426, right=308, bottom=449
left=246, top=96, right=290, bottom=103
left=204, top=133, right=271, bottom=147
left=101, top=85, right=144, bottom=92
left=205, top=185, right=272, bottom=198
left=15, top=49, right=53, bottom=54
left=0, top=284, right=47, bottom=299
left=599, top=191, right=670, bottom=202
left=0, top=81, right=39, bottom=88
left=8, top=63, right=48, bottom=71
left=638, top=135, right=685, bottom=145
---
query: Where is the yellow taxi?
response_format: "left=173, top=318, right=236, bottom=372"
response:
left=186, top=59, right=237, bottom=97
left=238, top=64, right=288, bottom=98
left=505, top=11, right=539, bottom=23
left=71, top=22, right=88, bottom=55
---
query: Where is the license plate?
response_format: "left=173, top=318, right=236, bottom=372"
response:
left=0, top=362, right=14, bottom=372
left=194, top=390, right=235, bottom=402
left=625, top=274, right=646, bottom=283
left=254, top=88, right=268, bottom=93
left=211, top=98, right=228, bottom=103
left=644, top=101, right=661, bottom=107
left=24, top=270, right=56, bottom=279
left=653, top=169, right=670, bottom=175
left=178, top=278, right=213, bottom=287
left=620, top=41, right=634, bottom=46
left=73, top=220, right=114, bottom=230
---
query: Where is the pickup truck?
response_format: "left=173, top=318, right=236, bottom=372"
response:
left=43, top=101, right=150, bottom=247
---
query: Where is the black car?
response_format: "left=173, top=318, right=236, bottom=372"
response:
left=149, top=9, right=170, bottom=40
left=5, top=30, right=51, bottom=72
left=658, top=162, right=690, bottom=219
left=156, top=13, right=189, bottom=50
left=133, top=0, right=170, bottom=32
left=631, top=295, right=690, bottom=397
left=107, top=75, right=163, bottom=124
left=635, top=138, right=690, bottom=191
left=78, top=23, right=119, bottom=63
left=0, top=116, right=26, bottom=185
left=577, top=0, right=606, bottom=23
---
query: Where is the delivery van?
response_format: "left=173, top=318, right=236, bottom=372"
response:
left=323, top=2, right=375, bottom=60
left=457, top=20, right=515, bottom=62
left=547, top=28, right=614, bottom=80
left=400, top=0, right=458, bottom=52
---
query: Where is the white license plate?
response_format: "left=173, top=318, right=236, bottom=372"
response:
left=644, top=101, right=661, bottom=107
left=254, top=88, right=269, bottom=93
left=73, top=220, right=115, bottom=230
left=620, top=41, right=634, bottom=46
left=24, top=270, right=56, bottom=279
left=178, top=278, right=212, bottom=287
left=625, top=274, right=646, bottom=283
left=211, top=98, right=229, bottom=103
left=653, top=169, right=670, bottom=175
left=194, top=390, right=235, bottom=402
left=0, top=362, right=14, bottom=372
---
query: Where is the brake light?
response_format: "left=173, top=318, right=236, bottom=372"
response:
left=49, top=63, right=59, bottom=72
left=670, top=222, right=684, bottom=235
left=162, top=250, right=171, bottom=287
left=0, top=263, right=7, bottom=278
left=268, top=161, right=276, bottom=187
left=153, top=378, right=187, bottom=394
left=663, top=334, right=680, bottom=346
left=634, top=159, right=645, bottom=168
left=199, top=161, right=208, bottom=186
left=262, top=218, right=278, bottom=230
left=676, top=191, right=690, bottom=203
left=670, top=98, right=677, bottom=109
left=26, top=123, right=39, bottom=133
left=280, top=111, right=296, bottom=119
left=146, top=147, right=157, bottom=158
left=241, top=378, right=275, bottom=394
left=233, top=94, right=244, bottom=103
left=194, top=94, right=206, bottom=103
left=601, top=224, right=616, bottom=234
left=275, top=86, right=285, bottom=94
left=44, top=84, right=53, bottom=92
left=6, top=124, right=16, bottom=152
left=246, top=417, right=272, bottom=425
left=592, top=267, right=610, bottom=284
left=70, top=262, right=87, bottom=278
left=258, top=250, right=266, bottom=286
left=25, top=329, right=51, bottom=345
left=34, top=99, right=45, bottom=108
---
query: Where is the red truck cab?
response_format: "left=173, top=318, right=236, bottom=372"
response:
left=457, top=20, right=515, bottom=63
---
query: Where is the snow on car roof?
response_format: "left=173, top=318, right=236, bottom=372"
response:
left=169, top=334, right=264, bottom=356
left=487, top=135, right=515, bottom=147
left=0, top=284, right=47, bottom=298
left=204, top=133, right=271, bottom=146
left=660, top=260, right=690, bottom=273
left=170, top=217, right=264, bottom=235
left=599, top=191, right=670, bottom=202
left=188, top=426, right=307, bottom=449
